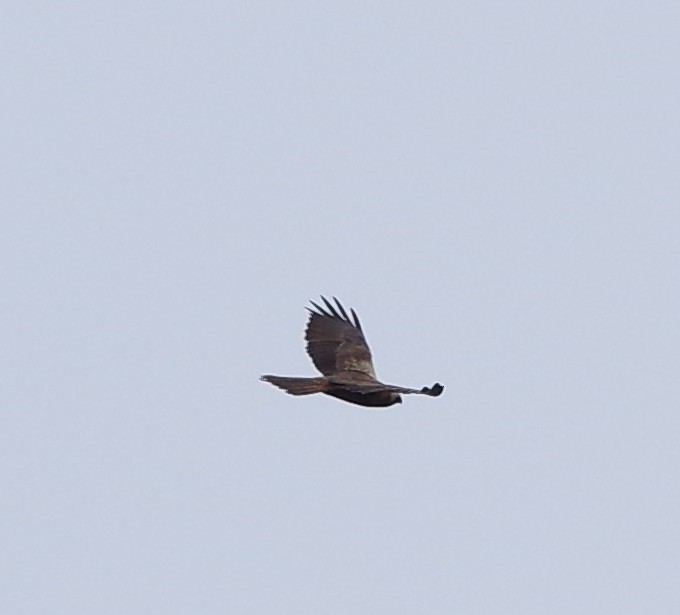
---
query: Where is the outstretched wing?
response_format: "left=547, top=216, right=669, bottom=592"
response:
left=330, top=374, right=444, bottom=397
left=305, top=296, right=377, bottom=377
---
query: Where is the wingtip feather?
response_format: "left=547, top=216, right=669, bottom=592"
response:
left=333, top=297, right=351, bottom=322
left=308, top=296, right=363, bottom=332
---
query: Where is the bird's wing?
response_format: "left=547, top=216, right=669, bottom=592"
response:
left=305, top=296, right=377, bottom=377
left=330, top=375, right=444, bottom=397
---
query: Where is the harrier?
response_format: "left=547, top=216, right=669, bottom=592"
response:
left=260, top=296, right=444, bottom=407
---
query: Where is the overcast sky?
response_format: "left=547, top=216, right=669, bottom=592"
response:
left=2, top=2, right=679, bottom=613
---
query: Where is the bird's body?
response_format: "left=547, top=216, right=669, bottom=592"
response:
left=260, top=297, right=444, bottom=407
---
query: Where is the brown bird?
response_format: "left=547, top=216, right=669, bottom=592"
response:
left=260, top=296, right=444, bottom=407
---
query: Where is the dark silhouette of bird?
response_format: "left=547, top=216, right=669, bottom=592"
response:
left=260, top=296, right=444, bottom=407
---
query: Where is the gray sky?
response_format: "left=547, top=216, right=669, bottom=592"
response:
left=2, top=2, right=679, bottom=613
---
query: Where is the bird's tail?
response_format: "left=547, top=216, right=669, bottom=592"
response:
left=260, top=375, right=327, bottom=396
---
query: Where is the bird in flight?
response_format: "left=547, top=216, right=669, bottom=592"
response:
left=260, top=296, right=444, bottom=407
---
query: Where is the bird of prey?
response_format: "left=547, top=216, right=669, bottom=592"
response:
left=260, top=296, right=444, bottom=407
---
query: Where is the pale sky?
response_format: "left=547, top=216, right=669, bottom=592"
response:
left=2, top=2, right=679, bottom=613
